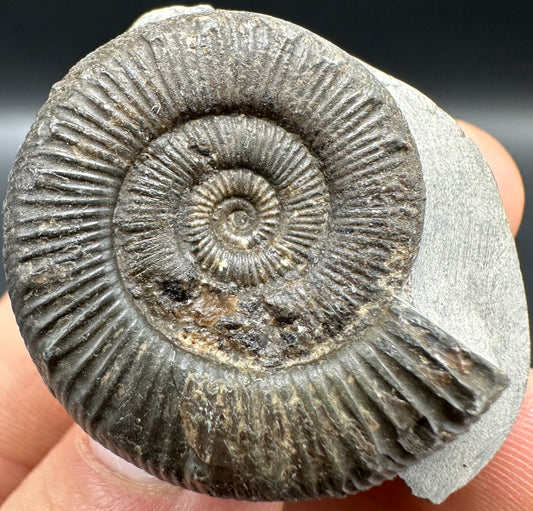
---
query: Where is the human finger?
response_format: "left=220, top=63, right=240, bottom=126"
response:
left=1, top=424, right=283, bottom=511
left=0, top=294, right=72, bottom=502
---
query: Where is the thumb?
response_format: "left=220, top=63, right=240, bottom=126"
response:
left=1, top=425, right=283, bottom=511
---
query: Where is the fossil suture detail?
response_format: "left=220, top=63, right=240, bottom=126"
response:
left=3, top=9, right=508, bottom=501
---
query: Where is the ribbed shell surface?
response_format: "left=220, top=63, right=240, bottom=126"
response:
left=3, top=10, right=508, bottom=500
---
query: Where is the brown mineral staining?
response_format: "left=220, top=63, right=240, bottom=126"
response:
left=190, top=289, right=239, bottom=327
left=447, top=349, right=475, bottom=374
left=420, top=365, right=454, bottom=387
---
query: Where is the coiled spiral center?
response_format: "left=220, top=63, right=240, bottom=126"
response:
left=188, top=169, right=282, bottom=282
left=116, top=114, right=330, bottom=297
left=216, top=198, right=259, bottom=241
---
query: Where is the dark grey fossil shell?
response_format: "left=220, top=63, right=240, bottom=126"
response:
left=3, top=9, right=509, bottom=501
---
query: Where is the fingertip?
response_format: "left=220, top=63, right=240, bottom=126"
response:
left=88, top=437, right=161, bottom=484
left=2, top=424, right=284, bottom=511
left=456, top=120, right=525, bottom=236
left=82, top=432, right=283, bottom=510
left=0, top=293, right=73, bottom=501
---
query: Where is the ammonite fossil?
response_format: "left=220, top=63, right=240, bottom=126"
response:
left=3, top=6, right=529, bottom=503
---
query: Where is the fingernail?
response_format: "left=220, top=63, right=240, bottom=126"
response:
left=89, top=437, right=162, bottom=484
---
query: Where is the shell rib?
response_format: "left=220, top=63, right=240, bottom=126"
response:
left=3, top=9, right=508, bottom=500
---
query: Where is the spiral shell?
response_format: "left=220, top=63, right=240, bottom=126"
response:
left=3, top=9, right=508, bottom=500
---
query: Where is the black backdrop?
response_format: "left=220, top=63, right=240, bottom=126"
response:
left=1, top=1, right=532, bottom=361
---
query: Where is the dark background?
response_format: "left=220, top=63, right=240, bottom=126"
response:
left=1, top=1, right=532, bottom=360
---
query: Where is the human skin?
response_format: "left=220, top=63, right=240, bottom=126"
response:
left=0, top=121, right=530, bottom=510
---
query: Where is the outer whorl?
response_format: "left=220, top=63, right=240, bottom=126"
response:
left=3, top=9, right=508, bottom=501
